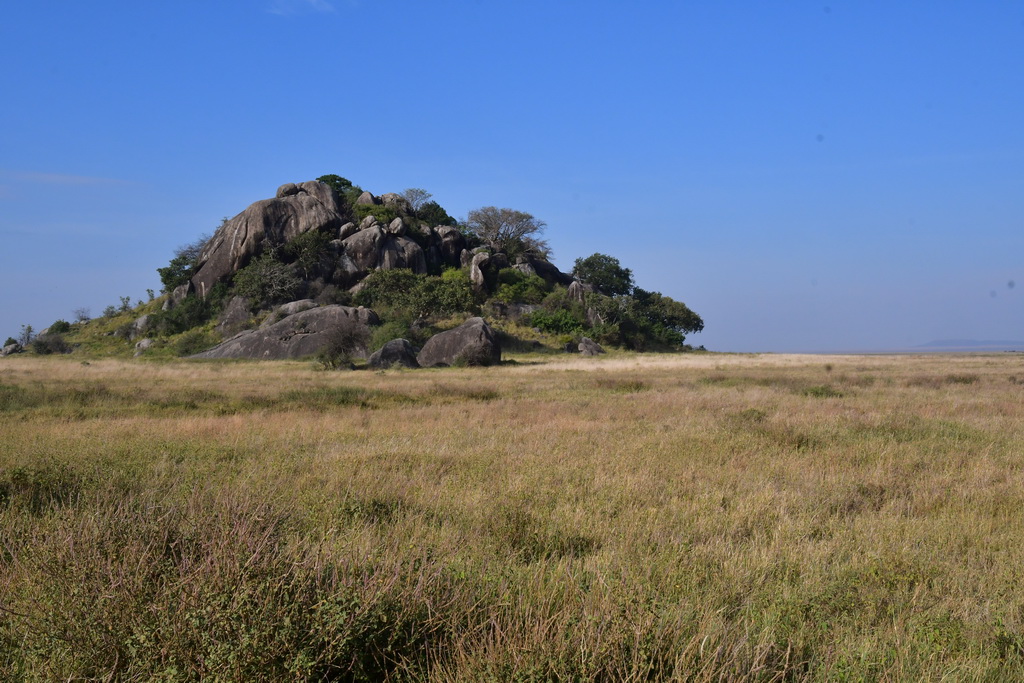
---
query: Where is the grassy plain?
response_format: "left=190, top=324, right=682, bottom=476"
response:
left=1, top=351, right=1023, bottom=680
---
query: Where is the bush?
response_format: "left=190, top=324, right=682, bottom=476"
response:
left=173, top=329, right=218, bottom=357
left=316, top=321, right=370, bottom=370
left=151, top=287, right=226, bottom=337
left=30, top=335, right=72, bottom=355
left=353, top=204, right=399, bottom=226
left=282, top=229, right=332, bottom=280
left=492, top=270, right=550, bottom=304
left=232, top=253, right=301, bottom=309
left=355, top=269, right=475, bottom=321
left=370, top=320, right=418, bottom=352
left=48, top=320, right=72, bottom=334
left=3, top=337, right=16, bottom=347
left=526, top=309, right=585, bottom=336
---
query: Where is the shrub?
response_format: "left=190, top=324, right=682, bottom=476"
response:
left=316, top=320, right=370, bottom=370
left=282, top=229, right=332, bottom=280
left=353, top=203, right=399, bottom=225
left=151, top=290, right=223, bottom=336
left=48, top=319, right=72, bottom=334
left=492, top=270, right=550, bottom=305
left=173, top=329, right=217, bottom=357
left=356, top=269, right=475, bottom=321
left=370, top=320, right=416, bottom=352
left=232, top=253, right=301, bottom=309
left=3, top=337, right=16, bottom=347
left=526, top=309, right=585, bottom=336
left=30, top=335, right=71, bottom=355
left=0, top=463, right=83, bottom=514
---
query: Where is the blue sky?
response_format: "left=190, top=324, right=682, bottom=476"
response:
left=1, top=1, right=1021, bottom=352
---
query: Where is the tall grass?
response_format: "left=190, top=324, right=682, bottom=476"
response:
left=1, top=353, right=1023, bottom=679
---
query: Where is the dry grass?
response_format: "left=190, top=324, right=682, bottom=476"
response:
left=2, top=352, right=1024, bottom=680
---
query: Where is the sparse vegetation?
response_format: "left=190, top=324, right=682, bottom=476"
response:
left=2, top=352, right=1024, bottom=679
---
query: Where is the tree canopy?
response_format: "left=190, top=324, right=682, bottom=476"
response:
left=157, top=233, right=210, bottom=293
left=464, top=207, right=549, bottom=259
left=572, top=253, right=634, bottom=297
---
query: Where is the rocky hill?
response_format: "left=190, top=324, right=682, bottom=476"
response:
left=3, top=177, right=703, bottom=365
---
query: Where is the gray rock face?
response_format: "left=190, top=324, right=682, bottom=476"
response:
left=528, top=258, right=574, bottom=286
left=1, top=343, right=23, bottom=357
left=434, top=225, right=465, bottom=267
left=217, top=295, right=252, bottom=336
left=380, top=193, right=411, bottom=214
left=367, top=339, right=420, bottom=369
left=191, top=181, right=348, bottom=297
left=579, top=337, right=605, bottom=356
left=469, top=252, right=490, bottom=291
left=341, top=226, right=427, bottom=280
left=417, top=317, right=501, bottom=367
left=170, top=283, right=192, bottom=306
left=355, top=191, right=380, bottom=206
left=338, top=222, right=358, bottom=240
left=130, top=314, right=151, bottom=340
left=133, top=338, right=154, bottom=357
left=192, top=305, right=378, bottom=360
left=276, top=299, right=318, bottom=316
left=568, top=280, right=597, bottom=302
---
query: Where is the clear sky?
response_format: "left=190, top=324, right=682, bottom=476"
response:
left=1, top=1, right=1021, bottom=352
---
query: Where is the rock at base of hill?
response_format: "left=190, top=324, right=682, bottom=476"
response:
left=417, top=317, right=501, bottom=367
left=367, top=339, right=420, bottom=369
left=191, top=305, right=378, bottom=360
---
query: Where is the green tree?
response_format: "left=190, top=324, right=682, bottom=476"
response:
left=493, top=270, right=551, bottom=304
left=354, top=268, right=475, bottom=320
left=283, top=229, right=331, bottom=280
left=232, top=253, right=301, bottom=309
left=316, top=174, right=363, bottom=205
left=465, top=207, right=549, bottom=259
left=572, top=253, right=634, bottom=297
left=417, top=201, right=456, bottom=227
left=157, top=233, right=211, bottom=293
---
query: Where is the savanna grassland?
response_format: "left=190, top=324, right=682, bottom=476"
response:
left=2, top=352, right=1024, bottom=681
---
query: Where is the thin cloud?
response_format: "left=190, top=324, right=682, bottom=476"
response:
left=267, top=0, right=337, bottom=16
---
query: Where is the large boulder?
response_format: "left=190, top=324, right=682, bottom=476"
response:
left=568, top=280, right=597, bottom=302
left=190, top=181, right=349, bottom=297
left=469, top=252, right=490, bottom=291
left=579, top=337, right=605, bottom=356
left=380, top=192, right=412, bottom=214
left=216, top=295, right=252, bottom=336
left=367, top=339, right=420, bottom=369
left=527, top=257, right=574, bottom=286
left=133, top=338, right=154, bottom=357
left=191, top=305, right=378, bottom=360
left=341, top=226, right=427, bottom=281
left=417, top=317, right=501, bottom=367
left=434, top=225, right=465, bottom=267
left=1, top=343, right=23, bottom=357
